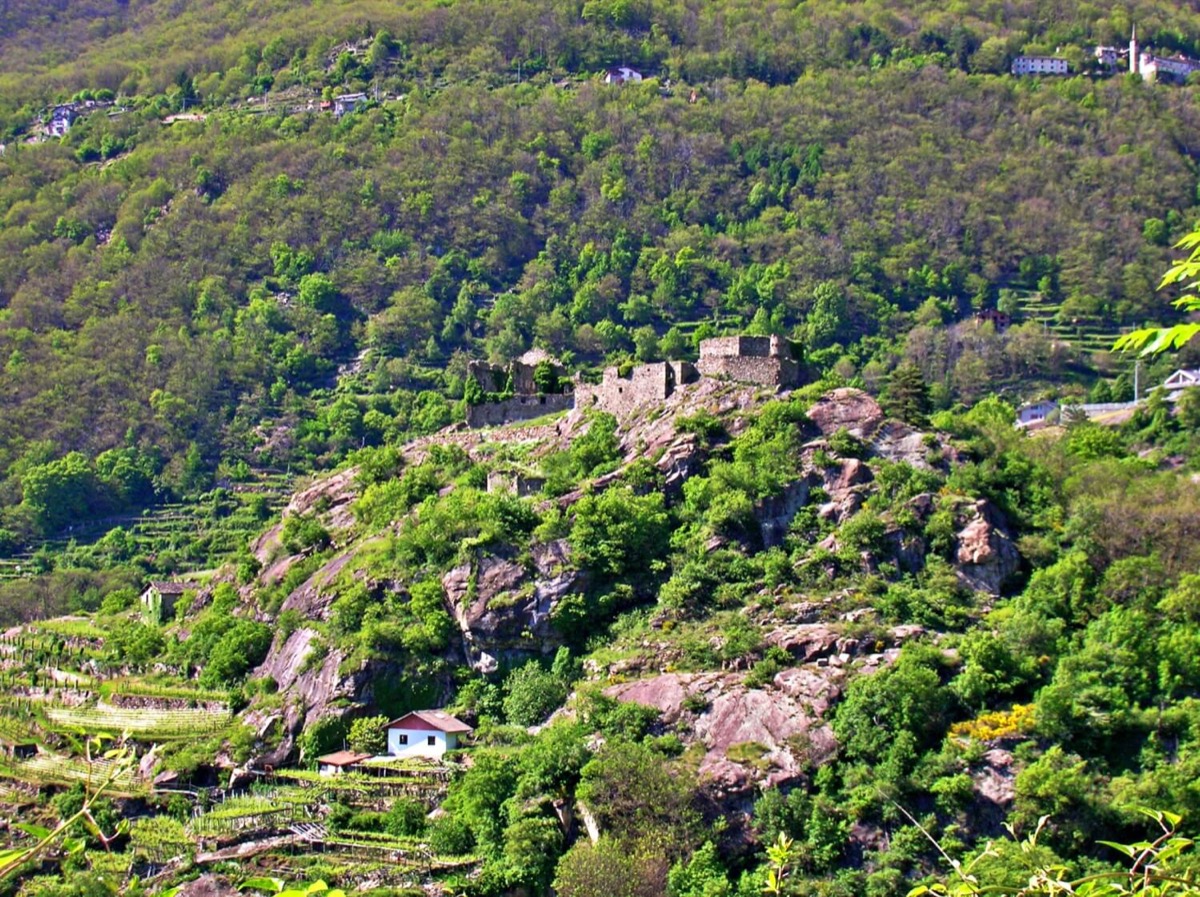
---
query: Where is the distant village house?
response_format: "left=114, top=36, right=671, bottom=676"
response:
left=1162, top=368, right=1200, bottom=399
left=604, top=67, right=643, bottom=84
left=1016, top=400, right=1058, bottom=428
left=334, top=92, right=367, bottom=116
left=1011, top=56, right=1069, bottom=76
left=1129, top=27, right=1200, bottom=82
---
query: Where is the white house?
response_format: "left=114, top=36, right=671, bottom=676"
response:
left=1011, top=56, right=1069, bottom=76
left=1016, top=400, right=1058, bottom=427
left=384, top=709, right=472, bottom=760
left=604, top=67, right=643, bottom=85
left=1163, top=369, right=1200, bottom=398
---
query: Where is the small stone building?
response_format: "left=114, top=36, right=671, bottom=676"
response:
left=696, top=335, right=800, bottom=387
left=140, top=581, right=189, bottom=623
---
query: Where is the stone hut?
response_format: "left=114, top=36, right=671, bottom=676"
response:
left=140, top=581, right=189, bottom=623
left=696, top=335, right=800, bottom=387
left=575, top=360, right=698, bottom=417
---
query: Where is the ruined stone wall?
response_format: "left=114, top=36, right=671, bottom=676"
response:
left=486, top=471, right=547, bottom=497
left=697, top=355, right=799, bottom=387
left=465, top=393, right=573, bottom=428
left=468, top=360, right=504, bottom=394
left=576, top=361, right=697, bottom=417
left=699, top=335, right=774, bottom=358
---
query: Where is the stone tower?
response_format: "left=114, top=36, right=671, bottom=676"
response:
left=1130, top=25, right=1138, bottom=74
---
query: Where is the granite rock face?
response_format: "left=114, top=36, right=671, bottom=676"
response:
left=954, top=499, right=1021, bottom=594
left=442, top=541, right=582, bottom=672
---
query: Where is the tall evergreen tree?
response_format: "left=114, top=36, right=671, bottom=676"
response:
left=881, top=363, right=931, bottom=426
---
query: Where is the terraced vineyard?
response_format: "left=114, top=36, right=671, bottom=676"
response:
left=0, top=751, right=148, bottom=795
left=189, top=790, right=314, bottom=837
left=1012, top=289, right=1123, bottom=356
left=43, top=702, right=231, bottom=740
left=0, top=472, right=293, bottom=581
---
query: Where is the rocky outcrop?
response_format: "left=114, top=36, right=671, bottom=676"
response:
left=807, top=388, right=885, bottom=440
left=442, top=541, right=582, bottom=672
left=973, top=747, right=1017, bottom=807
left=605, top=626, right=922, bottom=798
left=283, top=466, right=361, bottom=533
left=245, top=627, right=364, bottom=767
left=276, top=547, right=360, bottom=620
left=954, top=500, right=1020, bottom=595
left=756, top=480, right=810, bottom=548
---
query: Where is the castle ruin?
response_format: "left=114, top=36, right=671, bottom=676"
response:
left=465, top=336, right=801, bottom=427
left=465, top=349, right=572, bottom=428
left=695, top=335, right=800, bottom=387
left=575, top=361, right=699, bottom=417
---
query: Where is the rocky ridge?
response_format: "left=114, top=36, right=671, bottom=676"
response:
left=227, top=384, right=1022, bottom=777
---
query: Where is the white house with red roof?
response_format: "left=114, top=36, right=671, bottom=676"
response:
left=385, top=709, right=472, bottom=759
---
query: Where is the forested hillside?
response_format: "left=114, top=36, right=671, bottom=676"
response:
left=3, top=0, right=1200, bottom=553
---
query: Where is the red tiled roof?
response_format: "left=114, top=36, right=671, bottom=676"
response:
left=384, top=709, right=473, bottom=734
left=316, top=750, right=370, bottom=766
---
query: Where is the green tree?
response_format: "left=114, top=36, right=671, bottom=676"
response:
left=348, top=715, right=389, bottom=755
left=570, top=487, right=670, bottom=578
left=880, top=362, right=931, bottom=426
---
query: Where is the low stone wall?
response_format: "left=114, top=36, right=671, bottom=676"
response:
left=465, top=393, right=573, bottom=428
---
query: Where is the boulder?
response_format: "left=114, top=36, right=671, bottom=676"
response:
left=973, top=747, right=1017, bottom=807
left=954, top=500, right=1020, bottom=594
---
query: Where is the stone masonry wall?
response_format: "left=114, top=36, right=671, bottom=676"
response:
left=576, top=361, right=698, bottom=417
left=696, top=335, right=800, bottom=387
left=466, top=393, right=573, bottom=428
left=697, top=355, right=799, bottom=387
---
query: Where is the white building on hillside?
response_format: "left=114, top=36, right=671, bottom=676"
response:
left=384, top=709, right=472, bottom=759
left=1016, top=400, right=1059, bottom=428
left=1130, top=26, right=1200, bottom=82
left=1162, top=368, right=1200, bottom=398
left=604, top=66, right=643, bottom=84
left=1012, top=56, right=1069, bottom=76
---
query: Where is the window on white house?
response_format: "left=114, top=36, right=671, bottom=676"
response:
left=397, top=734, right=408, bottom=745
left=427, top=735, right=437, bottom=746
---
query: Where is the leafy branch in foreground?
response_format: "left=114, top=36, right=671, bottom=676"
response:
left=0, top=737, right=130, bottom=881
left=1115, top=229, right=1200, bottom=355
left=908, top=808, right=1198, bottom=897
